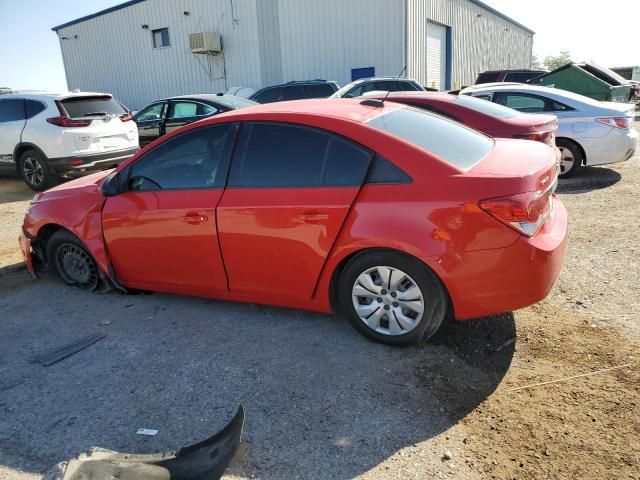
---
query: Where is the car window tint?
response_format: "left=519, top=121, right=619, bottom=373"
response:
left=135, top=103, right=165, bottom=122
left=474, top=94, right=492, bottom=101
left=345, top=84, right=365, bottom=98
left=0, top=99, right=25, bottom=122
left=282, top=85, right=306, bottom=101
left=366, top=155, right=412, bottom=184
left=128, top=124, right=234, bottom=191
left=494, top=93, right=546, bottom=113
left=367, top=107, right=494, bottom=170
left=169, top=102, right=201, bottom=119
left=306, top=83, right=335, bottom=98
left=504, top=72, right=541, bottom=83
left=452, top=95, right=519, bottom=118
left=229, top=123, right=371, bottom=187
left=25, top=100, right=46, bottom=119
left=476, top=72, right=501, bottom=84
left=62, top=96, right=126, bottom=117
left=253, top=87, right=282, bottom=104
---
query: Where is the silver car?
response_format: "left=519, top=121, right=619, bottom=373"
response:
left=460, top=84, right=638, bottom=177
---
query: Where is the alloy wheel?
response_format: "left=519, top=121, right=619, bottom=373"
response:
left=23, top=157, right=45, bottom=187
left=351, top=266, right=425, bottom=336
left=558, top=147, right=575, bottom=175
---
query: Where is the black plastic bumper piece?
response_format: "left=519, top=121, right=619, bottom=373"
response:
left=47, top=147, right=139, bottom=175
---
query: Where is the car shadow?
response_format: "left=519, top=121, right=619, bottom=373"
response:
left=556, top=166, right=622, bottom=194
left=0, top=271, right=515, bottom=479
left=0, top=174, right=34, bottom=204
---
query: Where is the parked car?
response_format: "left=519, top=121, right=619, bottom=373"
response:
left=0, top=92, right=139, bottom=191
left=330, top=77, right=425, bottom=98
left=362, top=92, right=561, bottom=162
left=475, top=69, right=546, bottom=85
left=20, top=99, right=567, bottom=347
left=249, top=80, right=339, bottom=103
left=134, top=94, right=257, bottom=146
left=461, top=84, right=638, bottom=177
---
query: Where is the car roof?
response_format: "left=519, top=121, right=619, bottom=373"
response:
left=1, top=91, right=112, bottom=101
left=208, top=98, right=404, bottom=123
left=351, top=77, right=417, bottom=84
left=256, top=80, right=338, bottom=90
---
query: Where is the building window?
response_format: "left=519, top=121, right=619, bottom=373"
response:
left=152, top=28, right=170, bottom=48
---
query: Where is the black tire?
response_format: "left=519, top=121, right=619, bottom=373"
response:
left=337, top=250, right=448, bottom=347
left=18, top=149, right=58, bottom=191
left=556, top=139, right=583, bottom=179
left=47, top=230, right=100, bottom=291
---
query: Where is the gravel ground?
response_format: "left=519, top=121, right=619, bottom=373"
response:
left=0, top=124, right=639, bottom=479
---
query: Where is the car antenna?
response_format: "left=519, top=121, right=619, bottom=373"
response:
left=360, top=65, right=407, bottom=108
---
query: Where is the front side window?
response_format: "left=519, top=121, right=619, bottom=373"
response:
left=367, top=107, right=494, bottom=170
left=0, top=99, right=25, bottom=122
left=229, top=123, right=371, bottom=188
left=135, top=102, right=165, bottom=122
left=282, top=85, right=306, bottom=101
left=252, top=87, right=283, bottom=104
left=152, top=28, right=170, bottom=48
left=306, top=83, right=336, bottom=98
left=168, top=101, right=216, bottom=119
left=128, top=124, right=235, bottom=191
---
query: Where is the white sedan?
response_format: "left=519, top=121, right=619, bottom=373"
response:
left=460, top=84, right=638, bottom=177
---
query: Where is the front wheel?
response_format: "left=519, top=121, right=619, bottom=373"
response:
left=47, top=230, right=100, bottom=291
left=337, top=251, right=448, bottom=346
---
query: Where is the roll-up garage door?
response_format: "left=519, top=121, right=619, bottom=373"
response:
left=426, top=21, right=447, bottom=91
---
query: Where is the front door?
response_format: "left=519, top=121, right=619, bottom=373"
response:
left=217, top=122, right=372, bottom=300
left=134, top=102, right=166, bottom=147
left=0, top=98, right=26, bottom=166
left=102, top=123, right=237, bottom=294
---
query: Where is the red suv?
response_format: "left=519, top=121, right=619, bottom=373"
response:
left=20, top=100, right=567, bottom=346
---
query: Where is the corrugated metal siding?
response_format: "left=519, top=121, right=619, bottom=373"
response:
left=56, top=0, right=264, bottom=110
left=275, top=0, right=405, bottom=86
left=406, top=0, right=533, bottom=89
left=256, top=0, right=283, bottom=86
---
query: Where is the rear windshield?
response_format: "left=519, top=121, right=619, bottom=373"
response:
left=366, top=107, right=494, bottom=170
left=451, top=95, right=520, bottom=118
left=476, top=72, right=501, bottom=84
left=62, top=96, right=127, bottom=117
left=214, top=96, right=258, bottom=110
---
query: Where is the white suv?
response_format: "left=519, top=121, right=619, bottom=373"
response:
left=0, top=92, right=139, bottom=190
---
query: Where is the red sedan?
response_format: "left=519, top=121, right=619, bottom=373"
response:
left=19, top=99, right=567, bottom=346
left=365, top=92, right=560, bottom=153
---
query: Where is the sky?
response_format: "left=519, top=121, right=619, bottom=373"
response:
left=0, top=0, right=637, bottom=91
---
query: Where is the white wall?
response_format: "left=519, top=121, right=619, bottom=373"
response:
left=56, top=0, right=264, bottom=110
left=407, top=0, right=533, bottom=88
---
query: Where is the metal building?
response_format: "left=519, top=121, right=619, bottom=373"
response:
left=53, top=0, right=534, bottom=110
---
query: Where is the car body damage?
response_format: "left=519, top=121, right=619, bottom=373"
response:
left=42, top=405, right=245, bottom=480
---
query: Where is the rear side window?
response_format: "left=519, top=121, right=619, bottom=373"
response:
left=367, top=107, right=494, bottom=170
left=476, top=72, right=501, bottom=84
left=0, top=99, right=25, bottom=122
left=25, top=100, right=46, bottom=119
left=504, top=72, right=542, bottom=83
left=452, top=95, right=519, bottom=118
left=306, top=83, right=336, bottom=98
left=252, top=87, right=283, bottom=104
left=229, top=123, right=371, bottom=187
left=282, top=85, right=306, bottom=101
left=492, top=93, right=565, bottom=113
left=62, top=96, right=127, bottom=117
left=128, top=124, right=235, bottom=191
left=168, top=101, right=217, bottom=119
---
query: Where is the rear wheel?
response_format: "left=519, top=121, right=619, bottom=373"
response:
left=337, top=251, right=447, bottom=346
left=18, top=149, right=58, bottom=191
left=556, top=139, right=583, bottom=179
left=47, top=230, right=100, bottom=291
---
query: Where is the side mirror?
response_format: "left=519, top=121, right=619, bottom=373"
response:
left=100, top=171, right=122, bottom=197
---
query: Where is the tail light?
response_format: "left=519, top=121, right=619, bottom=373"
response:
left=514, top=131, right=555, bottom=147
left=596, top=117, right=632, bottom=129
left=47, top=100, right=92, bottom=127
left=479, top=167, right=557, bottom=237
left=46, top=116, right=93, bottom=127
left=120, top=112, right=133, bottom=122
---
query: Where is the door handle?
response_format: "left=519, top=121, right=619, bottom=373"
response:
left=294, top=211, right=329, bottom=224
left=183, top=212, right=208, bottom=224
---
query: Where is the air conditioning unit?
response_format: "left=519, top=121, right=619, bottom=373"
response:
left=189, top=32, right=222, bottom=54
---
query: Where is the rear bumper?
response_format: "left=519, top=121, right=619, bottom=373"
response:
left=47, top=147, right=139, bottom=175
left=447, top=197, right=568, bottom=320
left=582, top=128, right=638, bottom=166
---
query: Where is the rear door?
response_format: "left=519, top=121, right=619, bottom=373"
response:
left=217, top=122, right=372, bottom=300
left=0, top=98, right=26, bottom=165
left=102, top=123, right=237, bottom=293
left=305, top=83, right=336, bottom=99
left=135, top=102, right=167, bottom=146
left=164, top=100, right=219, bottom=135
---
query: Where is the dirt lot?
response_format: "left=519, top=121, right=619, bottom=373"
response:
left=1, top=131, right=639, bottom=479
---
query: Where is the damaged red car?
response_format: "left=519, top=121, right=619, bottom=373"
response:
left=20, top=99, right=567, bottom=346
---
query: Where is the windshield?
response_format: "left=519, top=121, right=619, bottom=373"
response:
left=330, top=82, right=361, bottom=98
left=452, top=95, right=520, bottom=118
left=366, top=107, right=494, bottom=170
